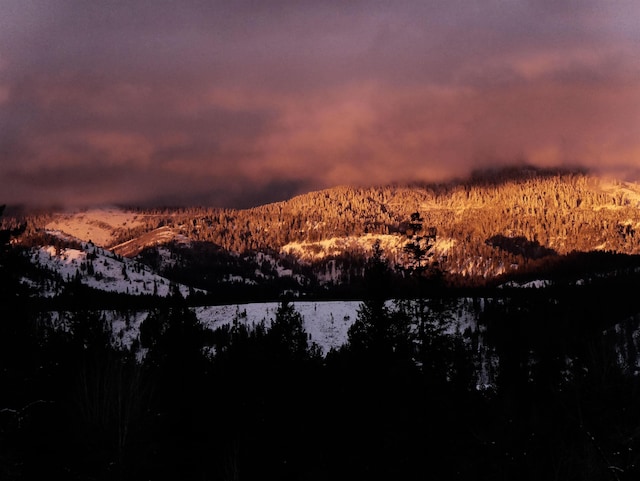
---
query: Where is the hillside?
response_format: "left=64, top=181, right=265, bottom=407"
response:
left=22, top=235, right=197, bottom=299
left=10, top=166, right=640, bottom=295
left=5, top=170, right=640, bottom=480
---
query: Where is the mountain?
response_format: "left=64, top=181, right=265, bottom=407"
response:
left=5, top=169, right=640, bottom=481
left=7, top=166, right=640, bottom=299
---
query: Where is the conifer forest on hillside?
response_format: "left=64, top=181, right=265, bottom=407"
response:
left=3, top=168, right=640, bottom=480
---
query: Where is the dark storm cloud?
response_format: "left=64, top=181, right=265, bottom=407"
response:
left=1, top=0, right=639, bottom=208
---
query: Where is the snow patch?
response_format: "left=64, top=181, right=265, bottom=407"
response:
left=45, top=208, right=145, bottom=246
left=29, top=241, right=199, bottom=298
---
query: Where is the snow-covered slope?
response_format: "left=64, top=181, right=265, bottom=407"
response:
left=281, top=233, right=454, bottom=264
left=44, top=208, right=146, bottom=246
left=111, top=226, right=187, bottom=257
left=27, top=232, right=197, bottom=297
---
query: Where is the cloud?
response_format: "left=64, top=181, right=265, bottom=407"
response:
left=1, top=1, right=639, bottom=208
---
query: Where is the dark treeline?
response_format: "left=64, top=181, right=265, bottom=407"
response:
left=3, top=240, right=640, bottom=480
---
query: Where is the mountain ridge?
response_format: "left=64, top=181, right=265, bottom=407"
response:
left=8, top=166, right=640, bottom=296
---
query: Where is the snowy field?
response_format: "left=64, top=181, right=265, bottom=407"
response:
left=44, top=301, right=362, bottom=355
left=47, top=298, right=485, bottom=356
left=195, top=300, right=360, bottom=354
left=194, top=298, right=484, bottom=354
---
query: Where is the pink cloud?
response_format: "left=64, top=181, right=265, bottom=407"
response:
left=1, top=0, right=639, bottom=207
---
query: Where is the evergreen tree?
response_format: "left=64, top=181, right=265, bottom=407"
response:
left=396, top=297, right=458, bottom=384
left=347, top=240, right=411, bottom=361
left=398, top=212, right=458, bottom=379
left=138, top=304, right=215, bottom=479
left=267, top=299, right=318, bottom=362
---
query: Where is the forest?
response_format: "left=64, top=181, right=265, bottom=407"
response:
left=11, top=167, right=640, bottom=292
left=3, top=168, right=640, bottom=479
left=3, top=222, right=640, bottom=480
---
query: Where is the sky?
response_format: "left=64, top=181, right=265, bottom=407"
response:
left=1, top=0, right=639, bottom=209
